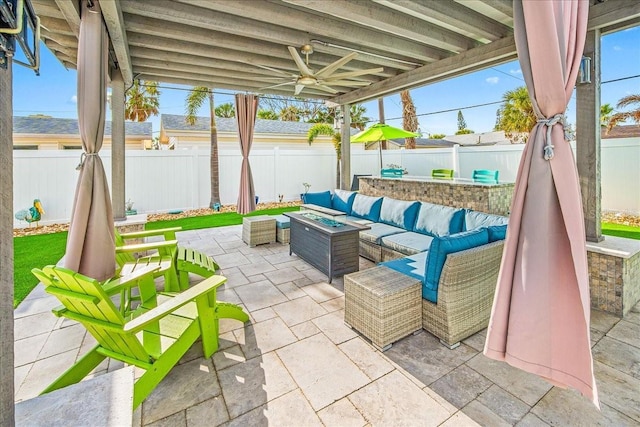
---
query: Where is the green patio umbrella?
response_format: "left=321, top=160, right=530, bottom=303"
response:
left=351, top=123, right=419, bottom=170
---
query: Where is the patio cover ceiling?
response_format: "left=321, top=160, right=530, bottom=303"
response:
left=33, top=0, right=640, bottom=105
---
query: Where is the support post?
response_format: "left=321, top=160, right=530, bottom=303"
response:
left=341, top=104, right=351, bottom=190
left=576, top=29, right=603, bottom=242
left=0, top=56, right=15, bottom=426
left=111, top=68, right=126, bottom=220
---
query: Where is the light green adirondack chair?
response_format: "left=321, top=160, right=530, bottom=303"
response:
left=431, top=168, right=455, bottom=179
left=115, top=227, right=220, bottom=291
left=31, top=265, right=249, bottom=409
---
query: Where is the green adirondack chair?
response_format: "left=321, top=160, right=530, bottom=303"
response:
left=31, top=265, right=249, bottom=409
left=116, top=227, right=220, bottom=291
left=431, top=168, right=455, bottom=179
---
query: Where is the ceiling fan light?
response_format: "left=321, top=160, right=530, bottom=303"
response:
left=298, top=75, right=316, bottom=85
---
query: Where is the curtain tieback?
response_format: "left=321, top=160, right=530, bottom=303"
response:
left=76, top=152, right=99, bottom=170
left=536, top=114, right=570, bottom=161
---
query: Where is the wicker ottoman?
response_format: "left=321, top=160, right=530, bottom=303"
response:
left=242, top=215, right=276, bottom=247
left=344, top=266, right=422, bottom=351
left=273, top=214, right=290, bottom=244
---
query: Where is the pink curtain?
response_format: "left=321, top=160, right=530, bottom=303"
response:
left=63, top=0, right=115, bottom=281
left=484, top=0, right=598, bottom=407
left=484, top=0, right=599, bottom=407
left=235, top=94, right=259, bottom=215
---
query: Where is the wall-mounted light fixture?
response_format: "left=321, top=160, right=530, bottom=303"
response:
left=578, top=56, right=591, bottom=84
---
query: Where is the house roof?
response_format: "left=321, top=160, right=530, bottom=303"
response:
left=162, top=114, right=358, bottom=135
left=390, top=138, right=457, bottom=148
left=602, top=125, right=640, bottom=139
left=13, top=116, right=152, bottom=137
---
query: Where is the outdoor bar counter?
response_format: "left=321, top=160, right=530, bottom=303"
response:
left=358, top=175, right=515, bottom=216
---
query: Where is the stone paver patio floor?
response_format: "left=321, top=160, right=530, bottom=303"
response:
left=14, top=224, right=640, bottom=426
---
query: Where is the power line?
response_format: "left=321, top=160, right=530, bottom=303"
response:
left=381, top=100, right=504, bottom=123
left=602, top=74, right=640, bottom=84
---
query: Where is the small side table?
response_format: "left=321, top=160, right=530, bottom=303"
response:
left=273, top=214, right=290, bottom=243
left=242, top=215, right=276, bottom=247
left=344, top=266, right=422, bottom=351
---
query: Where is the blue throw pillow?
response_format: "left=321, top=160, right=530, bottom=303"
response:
left=351, top=194, right=383, bottom=222
left=331, top=189, right=356, bottom=214
left=302, top=191, right=332, bottom=208
left=413, top=202, right=465, bottom=237
left=423, top=228, right=489, bottom=303
left=487, top=224, right=507, bottom=242
left=464, top=210, right=508, bottom=231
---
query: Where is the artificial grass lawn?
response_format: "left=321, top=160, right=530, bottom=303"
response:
left=601, top=222, right=640, bottom=240
left=145, top=206, right=300, bottom=231
left=14, top=231, right=68, bottom=308
left=13, top=206, right=300, bottom=307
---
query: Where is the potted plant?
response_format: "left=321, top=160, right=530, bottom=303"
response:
left=301, top=182, right=311, bottom=201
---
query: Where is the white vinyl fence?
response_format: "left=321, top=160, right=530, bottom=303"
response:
left=13, top=138, right=640, bottom=227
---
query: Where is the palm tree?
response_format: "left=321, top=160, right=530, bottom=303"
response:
left=280, top=106, right=300, bottom=121
left=125, top=80, right=160, bottom=122
left=349, top=105, right=369, bottom=130
left=257, top=109, right=278, bottom=120
left=185, top=87, right=220, bottom=208
left=307, top=123, right=342, bottom=188
left=607, top=94, right=640, bottom=132
left=215, top=102, right=235, bottom=118
left=495, top=86, right=536, bottom=143
left=600, top=103, right=614, bottom=127
left=400, top=90, right=418, bottom=149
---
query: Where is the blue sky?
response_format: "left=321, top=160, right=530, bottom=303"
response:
left=12, top=26, right=639, bottom=138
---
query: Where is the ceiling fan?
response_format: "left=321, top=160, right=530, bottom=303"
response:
left=256, top=45, right=384, bottom=96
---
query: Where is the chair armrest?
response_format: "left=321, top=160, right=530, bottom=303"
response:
left=119, top=227, right=182, bottom=241
left=102, top=265, right=161, bottom=295
left=123, top=275, right=227, bottom=333
left=115, top=240, right=178, bottom=254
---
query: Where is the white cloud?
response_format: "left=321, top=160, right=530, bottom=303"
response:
left=613, top=45, right=622, bottom=51
left=485, top=77, right=499, bottom=85
left=69, top=95, right=77, bottom=104
left=510, top=69, right=522, bottom=75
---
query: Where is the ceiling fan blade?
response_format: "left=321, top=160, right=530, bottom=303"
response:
left=260, top=81, right=296, bottom=90
left=294, top=84, right=306, bottom=95
left=252, top=63, right=296, bottom=77
left=323, top=67, right=384, bottom=80
left=317, top=80, right=371, bottom=87
left=313, top=84, right=339, bottom=94
left=315, top=52, right=358, bottom=79
left=288, top=46, right=313, bottom=76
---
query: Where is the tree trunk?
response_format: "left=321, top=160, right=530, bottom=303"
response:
left=401, top=90, right=418, bottom=149
left=209, top=90, right=220, bottom=207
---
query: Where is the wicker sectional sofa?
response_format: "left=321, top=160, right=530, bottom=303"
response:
left=303, top=189, right=508, bottom=347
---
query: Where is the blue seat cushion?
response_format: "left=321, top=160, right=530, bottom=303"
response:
left=359, top=223, right=406, bottom=244
left=487, top=224, right=507, bottom=242
left=380, top=232, right=434, bottom=256
left=464, top=210, right=509, bottom=231
left=302, top=191, right=332, bottom=208
left=273, top=214, right=290, bottom=229
left=379, top=198, right=420, bottom=230
left=424, top=228, right=489, bottom=303
left=379, top=252, right=428, bottom=283
left=413, top=202, right=465, bottom=237
left=351, top=194, right=383, bottom=222
left=331, top=189, right=356, bottom=214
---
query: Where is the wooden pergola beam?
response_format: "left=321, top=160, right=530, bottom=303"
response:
left=101, top=0, right=133, bottom=86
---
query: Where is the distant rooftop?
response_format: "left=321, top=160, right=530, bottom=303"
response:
left=602, top=125, right=640, bottom=139
left=162, top=114, right=358, bottom=135
left=13, top=116, right=152, bottom=137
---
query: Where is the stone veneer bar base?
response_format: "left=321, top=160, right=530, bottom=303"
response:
left=587, top=235, right=640, bottom=317
left=115, top=214, right=147, bottom=245
left=359, top=176, right=514, bottom=215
